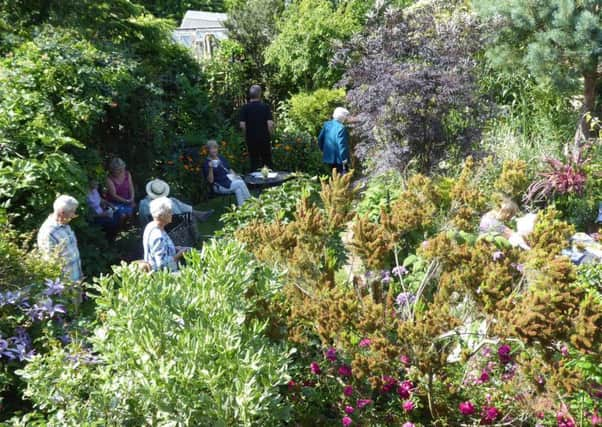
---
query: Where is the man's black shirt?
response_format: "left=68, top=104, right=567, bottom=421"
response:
left=240, top=100, right=273, bottom=146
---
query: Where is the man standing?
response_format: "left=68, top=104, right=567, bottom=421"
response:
left=37, top=195, right=83, bottom=282
left=239, top=85, right=274, bottom=170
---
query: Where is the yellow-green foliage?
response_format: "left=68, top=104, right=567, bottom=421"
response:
left=449, top=156, right=488, bottom=231
left=494, top=159, right=530, bottom=201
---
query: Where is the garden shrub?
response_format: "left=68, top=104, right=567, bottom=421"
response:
left=18, top=240, right=292, bottom=426
left=282, top=88, right=347, bottom=136
left=0, top=227, right=82, bottom=418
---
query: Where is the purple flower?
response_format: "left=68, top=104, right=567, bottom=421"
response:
left=560, top=345, right=569, bottom=357
left=310, top=361, right=321, bottom=375
left=396, top=292, right=415, bottom=307
left=400, top=354, right=411, bottom=366
left=392, top=265, right=408, bottom=277
left=342, top=416, right=352, bottom=426
left=511, top=262, right=524, bottom=273
left=481, top=347, right=492, bottom=358
left=381, top=270, right=392, bottom=284
left=459, top=401, right=475, bottom=415
left=357, top=399, right=372, bottom=409
left=482, top=406, right=499, bottom=424
left=402, top=400, right=415, bottom=412
left=492, top=251, right=504, bottom=261
left=498, top=344, right=512, bottom=364
left=326, top=347, right=337, bottom=362
left=359, top=338, right=371, bottom=348
left=43, top=278, right=65, bottom=296
left=338, top=364, right=352, bottom=377
left=343, top=385, right=354, bottom=397
left=28, top=298, right=66, bottom=321
left=478, top=370, right=490, bottom=384
left=344, top=406, right=355, bottom=415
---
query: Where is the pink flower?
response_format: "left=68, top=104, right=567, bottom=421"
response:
left=310, top=361, right=321, bottom=375
left=482, top=406, right=499, bottom=424
left=381, top=375, right=397, bottom=393
left=402, top=400, right=415, bottom=412
left=342, top=416, right=352, bottom=426
left=287, top=380, right=297, bottom=391
left=492, top=250, right=504, bottom=261
left=560, top=345, right=569, bottom=357
left=481, top=347, right=492, bottom=358
left=338, top=364, right=352, bottom=377
left=592, top=411, right=602, bottom=425
left=400, top=354, right=411, bottom=366
left=357, top=399, right=372, bottom=409
left=459, top=401, right=475, bottom=415
left=343, top=385, right=354, bottom=397
left=557, top=412, right=575, bottom=427
left=402, top=423, right=415, bottom=427
left=326, top=347, right=337, bottom=362
left=344, top=406, right=354, bottom=415
left=359, top=338, right=372, bottom=348
left=498, top=344, right=512, bottom=364
left=397, top=380, right=414, bottom=398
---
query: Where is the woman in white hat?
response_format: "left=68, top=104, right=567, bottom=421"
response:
left=139, top=179, right=212, bottom=227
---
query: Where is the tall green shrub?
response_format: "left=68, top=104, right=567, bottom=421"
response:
left=284, top=88, right=347, bottom=135
left=18, top=241, right=292, bottom=425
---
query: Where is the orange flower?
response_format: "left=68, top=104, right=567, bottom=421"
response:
left=296, top=138, right=302, bottom=143
left=284, top=146, right=292, bottom=152
left=167, top=160, right=174, bottom=165
left=183, top=165, right=190, bottom=171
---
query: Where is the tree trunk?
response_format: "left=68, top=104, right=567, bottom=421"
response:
left=573, top=72, right=598, bottom=147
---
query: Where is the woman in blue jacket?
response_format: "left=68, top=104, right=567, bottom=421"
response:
left=318, top=107, right=350, bottom=173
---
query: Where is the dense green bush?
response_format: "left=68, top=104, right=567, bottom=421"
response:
left=18, top=241, right=292, bottom=425
left=280, top=88, right=347, bottom=136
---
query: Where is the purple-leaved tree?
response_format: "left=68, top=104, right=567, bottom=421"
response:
left=336, top=0, right=490, bottom=173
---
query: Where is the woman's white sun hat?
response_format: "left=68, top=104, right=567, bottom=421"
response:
left=146, top=179, right=170, bottom=200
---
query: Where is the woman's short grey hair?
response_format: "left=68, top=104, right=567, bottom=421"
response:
left=206, top=139, right=219, bottom=149
left=53, top=195, right=79, bottom=214
left=333, top=107, right=350, bottom=122
left=149, top=197, right=173, bottom=220
left=109, top=157, right=126, bottom=172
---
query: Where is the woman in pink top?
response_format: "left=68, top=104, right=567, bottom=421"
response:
left=106, top=157, right=136, bottom=224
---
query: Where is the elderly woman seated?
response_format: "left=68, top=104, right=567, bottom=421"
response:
left=202, top=140, right=251, bottom=206
left=106, top=157, right=136, bottom=225
left=142, top=197, right=190, bottom=272
left=480, top=197, right=531, bottom=250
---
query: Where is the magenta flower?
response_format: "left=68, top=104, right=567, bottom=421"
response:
left=400, top=354, right=411, bottom=366
left=459, top=401, right=475, bottom=415
left=402, top=423, right=415, bottom=427
left=344, top=405, right=354, bottom=415
left=338, top=364, right=352, bottom=377
left=397, top=380, right=414, bottom=398
left=382, top=375, right=398, bottom=393
left=326, top=347, right=337, bottom=362
left=343, top=385, right=354, bottom=397
left=310, top=361, right=321, bottom=375
left=287, top=380, right=297, bottom=391
left=402, top=400, right=415, bottom=412
left=342, top=416, right=352, bottom=426
left=498, top=344, right=512, bottom=364
left=591, top=411, right=602, bottom=425
left=359, top=338, right=372, bottom=348
left=482, top=406, right=499, bottom=424
left=357, top=399, right=372, bottom=409
left=560, top=345, right=569, bottom=357
left=478, top=370, right=490, bottom=383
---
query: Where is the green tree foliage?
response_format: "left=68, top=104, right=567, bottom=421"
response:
left=224, top=0, right=285, bottom=101
left=0, top=1, right=218, bottom=233
left=136, top=0, right=225, bottom=20
left=264, top=0, right=366, bottom=92
left=283, top=88, right=347, bottom=135
left=475, top=0, right=602, bottom=140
